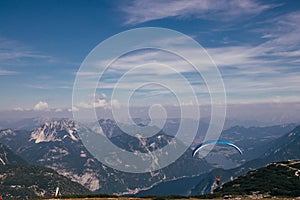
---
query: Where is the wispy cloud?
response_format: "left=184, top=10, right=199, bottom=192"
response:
left=0, top=69, right=18, bottom=76
left=76, top=10, right=300, bottom=105
left=255, top=12, right=300, bottom=58
left=72, top=6, right=300, bottom=107
left=121, top=0, right=273, bottom=25
left=25, top=84, right=72, bottom=90
left=0, top=37, right=53, bottom=67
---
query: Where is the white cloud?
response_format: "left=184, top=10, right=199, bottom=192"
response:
left=76, top=95, right=121, bottom=110
left=94, top=98, right=107, bottom=108
left=88, top=93, right=108, bottom=99
left=55, top=108, right=63, bottom=112
left=33, top=101, right=49, bottom=111
left=121, top=0, right=273, bottom=25
left=68, top=106, right=79, bottom=112
left=13, top=107, right=25, bottom=111
left=13, top=101, right=51, bottom=112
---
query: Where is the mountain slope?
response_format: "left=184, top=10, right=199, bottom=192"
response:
left=0, top=123, right=117, bottom=192
left=13, top=120, right=120, bottom=192
left=0, top=143, right=90, bottom=200
left=0, top=165, right=90, bottom=200
left=0, top=143, right=27, bottom=166
left=214, top=160, right=300, bottom=197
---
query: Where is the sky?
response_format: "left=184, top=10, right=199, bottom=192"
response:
left=0, top=0, right=300, bottom=123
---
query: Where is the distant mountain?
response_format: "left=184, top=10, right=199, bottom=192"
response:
left=0, top=165, right=90, bottom=200
left=218, top=124, right=296, bottom=161
left=214, top=160, right=300, bottom=197
left=263, top=125, right=300, bottom=162
left=185, top=124, right=296, bottom=170
left=136, top=125, right=300, bottom=196
left=223, top=118, right=264, bottom=129
left=0, top=119, right=210, bottom=194
left=162, top=120, right=295, bottom=170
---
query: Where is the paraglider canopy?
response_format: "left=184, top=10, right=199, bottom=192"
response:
left=192, top=139, right=243, bottom=157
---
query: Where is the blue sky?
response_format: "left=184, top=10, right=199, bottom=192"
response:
left=0, top=0, right=300, bottom=122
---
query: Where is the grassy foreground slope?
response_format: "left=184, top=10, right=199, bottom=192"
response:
left=214, top=160, right=300, bottom=197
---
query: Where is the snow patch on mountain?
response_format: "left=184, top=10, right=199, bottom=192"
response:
left=80, top=150, right=87, bottom=158
left=0, top=157, right=6, bottom=165
left=0, top=145, right=8, bottom=165
left=288, top=132, right=296, bottom=137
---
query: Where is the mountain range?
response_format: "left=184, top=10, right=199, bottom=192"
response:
left=0, top=119, right=210, bottom=194
left=0, top=118, right=299, bottom=198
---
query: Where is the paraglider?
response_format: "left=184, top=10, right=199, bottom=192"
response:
left=192, top=140, right=243, bottom=157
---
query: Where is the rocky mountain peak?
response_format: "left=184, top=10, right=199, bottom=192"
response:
left=0, top=129, right=16, bottom=137
left=30, top=119, right=80, bottom=143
